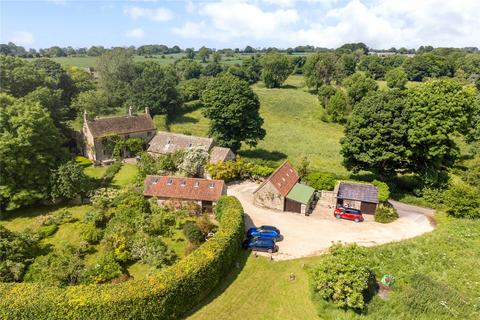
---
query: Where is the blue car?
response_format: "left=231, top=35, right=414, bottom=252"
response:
left=247, top=225, right=281, bottom=240
left=243, top=237, right=278, bottom=253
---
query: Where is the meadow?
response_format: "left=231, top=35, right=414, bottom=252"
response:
left=170, top=75, right=347, bottom=174
left=189, top=213, right=480, bottom=320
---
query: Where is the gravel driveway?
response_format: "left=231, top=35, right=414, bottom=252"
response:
left=228, top=181, right=435, bottom=260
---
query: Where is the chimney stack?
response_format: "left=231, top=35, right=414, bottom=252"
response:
left=83, top=110, right=88, bottom=122
left=145, top=107, right=150, bottom=115
left=128, top=106, right=132, bottom=116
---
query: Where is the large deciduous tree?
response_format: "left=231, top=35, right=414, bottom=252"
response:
left=261, top=52, right=293, bottom=88
left=127, top=63, right=180, bottom=115
left=96, top=48, right=136, bottom=107
left=385, top=67, right=408, bottom=90
left=340, top=90, right=409, bottom=176
left=303, top=53, right=337, bottom=90
left=50, top=161, right=92, bottom=202
left=326, top=90, right=349, bottom=123
left=405, top=79, right=475, bottom=173
left=342, top=72, right=378, bottom=105
left=0, top=94, right=66, bottom=210
left=201, top=74, right=265, bottom=151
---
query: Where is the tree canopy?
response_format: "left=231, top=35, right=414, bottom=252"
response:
left=261, top=52, right=293, bottom=88
left=342, top=72, right=378, bottom=105
left=201, top=74, right=265, bottom=151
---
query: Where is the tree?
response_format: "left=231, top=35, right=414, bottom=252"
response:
left=241, top=56, right=262, bottom=84
left=185, top=48, right=195, bottom=59
left=317, top=85, right=337, bottom=107
left=0, top=226, right=39, bottom=282
left=71, top=90, right=112, bottom=117
left=127, top=63, right=180, bottom=115
left=197, top=47, right=211, bottom=63
left=179, top=145, right=209, bottom=177
left=385, top=67, right=408, bottom=90
left=342, top=72, right=378, bottom=105
left=23, top=87, right=69, bottom=125
left=326, top=90, right=349, bottom=123
left=405, top=79, right=476, bottom=174
left=31, top=58, right=75, bottom=106
left=65, top=65, right=96, bottom=96
left=212, top=52, right=221, bottom=63
left=201, top=74, right=265, bottom=151
left=0, top=94, right=67, bottom=210
left=340, top=90, right=409, bottom=176
left=357, top=55, right=385, bottom=80
left=96, top=48, right=136, bottom=106
left=50, top=161, right=92, bottom=201
left=261, top=52, right=293, bottom=88
left=303, top=53, right=337, bottom=90
left=174, top=59, right=203, bottom=80
left=402, top=53, right=452, bottom=81
left=203, top=62, right=223, bottom=77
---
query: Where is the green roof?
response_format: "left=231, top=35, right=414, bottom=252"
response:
left=286, top=183, right=315, bottom=204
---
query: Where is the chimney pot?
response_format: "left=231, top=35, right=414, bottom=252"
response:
left=128, top=106, right=132, bottom=116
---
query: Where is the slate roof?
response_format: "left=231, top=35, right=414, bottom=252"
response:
left=254, top=161, right=299, bottom=197
left=286, top=183, right=315, bottom=204
left=209, top=146, right=235, bottom=164
left=86, top=114, right=155, bottom=138
left=336, top=182, right=379, bottom=204
left=143, top=175, right=225, bottom=202
left=147, top=132, right=214, bottom=154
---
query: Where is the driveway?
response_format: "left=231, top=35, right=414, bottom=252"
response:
left=227, top=181, right=435, bottom=260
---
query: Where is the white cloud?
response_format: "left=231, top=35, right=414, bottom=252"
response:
left=9, top=31, right=34, bottom=47
left=173, top=1, right=298, bottom=42
left=124, top=6, right=173, bottom=22
left=126, top=28, right=145, bottom=38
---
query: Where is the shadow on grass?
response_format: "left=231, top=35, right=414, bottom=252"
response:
left=184, top=249, right=250, bottom=317
left=170, top=115, right=199, bottom=125
left=281, top=84, right=299, bottom=89
left=0, top=204, right=68, bottom=222
left=238, top=148, right=287, bottom=163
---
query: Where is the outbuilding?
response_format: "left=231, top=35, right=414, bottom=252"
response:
left=334, top=182, right=379, bottom=214
left=253, top=161, right=315, bottom=214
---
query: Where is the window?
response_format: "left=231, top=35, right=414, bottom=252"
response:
left=167, top=140, right=171, bottom=145
left=153, top=178, right=158, bottom=184
left=167, top=179, right=173, bottom=185
left=194, top=181, right=199, bottom=188
left=147, top=131, right=152, bottom=137
left=181, top=181, right=186, bottom=187
left=188, top=143, right=193, bottom=148
left=282, top=177, right=286, bottom=182
left=209, top=182, right=215, bottom=188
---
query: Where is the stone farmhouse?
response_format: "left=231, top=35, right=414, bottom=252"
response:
left=143, top=175, right=226, bottom=213
left=253, top=161, right=315, bottom=214
left=83, top=107, right=156, bottom=163
left=147, top=131, right=235, bottom=164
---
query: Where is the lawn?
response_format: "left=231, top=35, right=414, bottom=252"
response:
left=112, top=163, right=139, bottom=187
left=188, top=213, right=480, bottom=320
left=169, top=75, right=346, bottom=174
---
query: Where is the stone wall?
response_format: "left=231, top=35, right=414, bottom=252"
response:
left=253, top=181, right=284, bottom=211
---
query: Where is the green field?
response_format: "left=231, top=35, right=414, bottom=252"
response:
left=189, top=213, right=480, bottom=320
left=112, top=163, right=139, bottom=187
left=169, top=75, right=346, bottom=174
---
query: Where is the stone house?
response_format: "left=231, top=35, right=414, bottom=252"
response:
left=143, top=175, right=226, bottom=213
left=253, top=161, right=315, bottom=214
left=209, top=146, right=236, bottom=164
left=83, top=107, right=156, bottom=163
left=334, top=182, right=379, bottom=214
left=147, top=132, right=215, bottom=156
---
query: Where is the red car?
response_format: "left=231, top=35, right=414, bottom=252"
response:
left=334, top=207, right=364, bottom=223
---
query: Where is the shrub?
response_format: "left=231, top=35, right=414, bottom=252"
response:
left=305, top=171, right=337, bottom=191
left=309, top=243, right=376, bottom=311
left=38, top=224, right=59, bottom=238
left=80, top=224, right=104, bottom=244
left=182, top=221, right=204, bottom=245
left=51, top=209, right=76, bottom=224
left=131, top=235, right=177, bottom=268
left=444, top=183, right=480, bottom=219
left=90, top=188, right=120, bottom=210
left=23, top=247, right=84, bottom=287
left=0, top=196, right=244, bottom=319
left=75, top=156, right=93, bottom=167
left=81, top=253, right=123, bottom=284
left=102, top=161, right=122, bottom=183
left=375, top=203, right=399, bottom=223
left=207, top=158, right=274, bottom=182
left=371, top=180, right=390, bottom=202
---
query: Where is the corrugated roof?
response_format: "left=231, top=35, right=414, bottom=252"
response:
left=147, top=131, right=214, bottom=154
left=337, top=182, right=378, bottom=203
left=86, top=113, right=155, bottom=138
left=254, top=161, right=299, bottom=197
left=286, top=183, right=315, bottom=204
left=209, top=146, right=235, bottom=164
left=143, top=175, right=225, bottom=202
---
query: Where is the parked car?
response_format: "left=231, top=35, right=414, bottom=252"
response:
left=334, top=207, right=364, bottom=223
left=247, top=225, right=281, bottom=240
left=243, top=237, right=278, bottom=253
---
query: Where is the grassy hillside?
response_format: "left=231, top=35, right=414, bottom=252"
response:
left=169, top=75, right=346, bottom=174
left=188, top=213, right=480, bottom=320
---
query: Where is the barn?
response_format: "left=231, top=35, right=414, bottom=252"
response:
left=253, top=161, right=315, bottom=214
left=334, top=182, right=379, bottom=214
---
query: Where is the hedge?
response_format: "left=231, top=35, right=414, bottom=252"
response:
left=0, top=196, right=245, bottom=320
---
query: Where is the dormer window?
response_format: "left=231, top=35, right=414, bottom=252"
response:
left=167, top=178, right=173, bottom=185
left=194, top=181, right=200, bottom=188
left=181, top=181, right=186, bottom=187
left=188, top=143, right=193, bottom=148
left=282, top=177, right=286, bottom=182
left=167, top=140, right=171, bottom=145
left=153, top=178, right=158, bottom=184
left=286, top=173, right=289, bottom=177
left=289, top=169, right=293, bottom=173
left=209, top=182, right=215, bottom=188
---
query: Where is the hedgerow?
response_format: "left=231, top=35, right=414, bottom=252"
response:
left=0, top=195, right=244, bottom=320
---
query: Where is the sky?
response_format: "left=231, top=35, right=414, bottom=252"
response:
left=1, top=0, right=480, bottom=50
